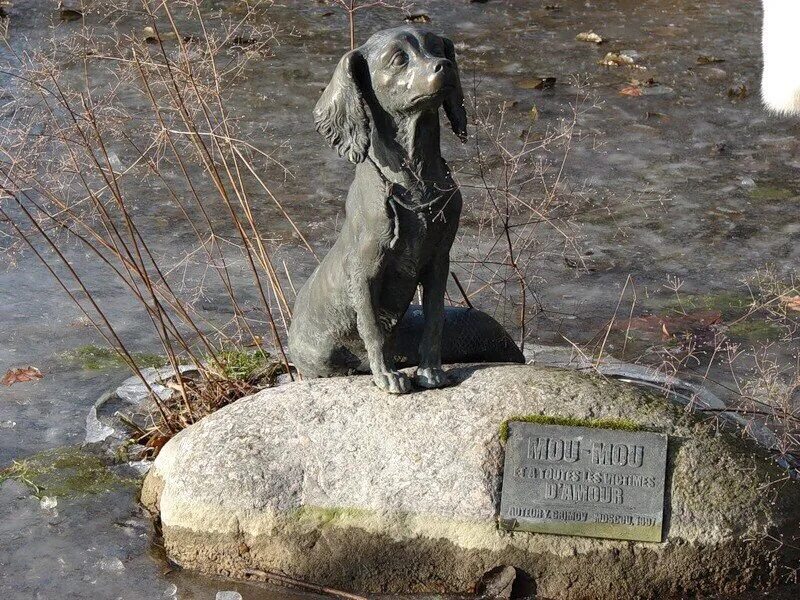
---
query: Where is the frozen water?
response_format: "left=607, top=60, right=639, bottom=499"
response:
left=1, top=1, right=798, bottom=599
left=98, top=557, right=126, bottom=572
left=115, top=366, right=197, bottom=405
left=127, top=460, right=153, bottom=476
left=39, top=496, right=57, bottom=510
left=84, top=406, right=115, bottom=444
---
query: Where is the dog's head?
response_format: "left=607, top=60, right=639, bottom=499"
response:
left=314, top=26, right=467, bottom=164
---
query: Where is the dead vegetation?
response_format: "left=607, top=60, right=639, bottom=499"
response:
left=569, top=268, right=800, bottom=475
left=1, top=0, right=294, bottom=450
left=0, top=1, right=797, bottom=474
left=450, top=75, right=602, bottom=352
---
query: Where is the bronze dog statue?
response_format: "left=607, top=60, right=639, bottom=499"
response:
left=289, top=27, right=523, bottom=393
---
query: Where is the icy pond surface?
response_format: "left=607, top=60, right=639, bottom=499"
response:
left=1, top=0, right=798, bottom=598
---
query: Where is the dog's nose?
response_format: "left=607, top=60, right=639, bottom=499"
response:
left=433, top=59, right=452, bottom=73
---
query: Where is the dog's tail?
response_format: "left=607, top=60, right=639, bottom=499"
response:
left=393, top=305, right=525, bottom=367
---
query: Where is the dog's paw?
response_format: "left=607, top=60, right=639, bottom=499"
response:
left=414, top=366, right=449, bottom=389
left=373, top=370, right=412, bottom=394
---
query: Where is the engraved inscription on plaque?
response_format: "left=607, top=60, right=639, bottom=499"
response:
left=499, top=422, right=668, bottom=542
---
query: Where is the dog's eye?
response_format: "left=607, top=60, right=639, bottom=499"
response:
left=390, top=51, right=408, bottom=67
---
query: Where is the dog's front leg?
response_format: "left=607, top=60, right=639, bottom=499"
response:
left=352, top=278, right=411, bottom=394
left=415, top=253, right=450, bottom=388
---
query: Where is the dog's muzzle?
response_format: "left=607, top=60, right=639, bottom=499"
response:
left=410, top=60, right=455, bottom=104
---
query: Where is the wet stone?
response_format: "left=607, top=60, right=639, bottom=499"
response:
left=500, top=422, right=668, bottom=542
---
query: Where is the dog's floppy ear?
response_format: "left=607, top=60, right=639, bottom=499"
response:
left=442, top=37, right=467, bottom=143
left=314, top=49, right=371, bottom=164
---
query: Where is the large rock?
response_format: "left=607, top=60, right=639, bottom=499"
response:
left=142, top=364, right=800, bottom=598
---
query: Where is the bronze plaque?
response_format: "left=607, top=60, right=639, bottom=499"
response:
left=499, top=422, right=668, bottom=542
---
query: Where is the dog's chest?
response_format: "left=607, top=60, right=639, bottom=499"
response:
left=386, top=207, right=447, bottom=277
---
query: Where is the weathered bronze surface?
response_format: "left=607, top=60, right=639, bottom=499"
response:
left=500, top=422, right=668, bottom=542
left=288, top=26, right=523, bottom=394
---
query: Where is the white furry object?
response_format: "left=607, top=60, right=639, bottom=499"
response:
left=762, top=0, right=800, bottom=114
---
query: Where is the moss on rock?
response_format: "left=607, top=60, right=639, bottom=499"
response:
left=498, top=414, right=643, bottom=443
left=748, top=185, right=795, bottom=202
left=1, top=446, right=136, bottom=498
left=63, top=344, right=167, bottom=371
left=726, top=319, right=783, bottom=341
